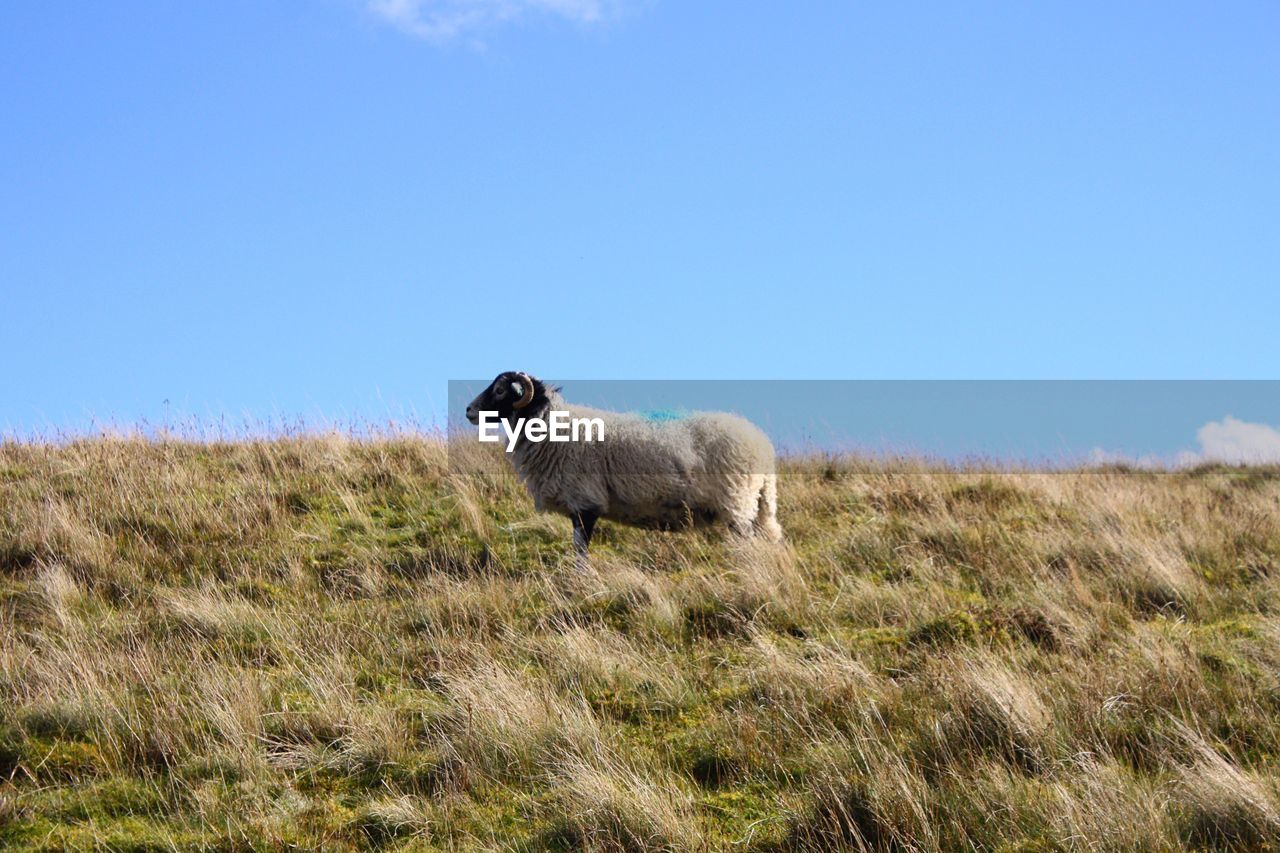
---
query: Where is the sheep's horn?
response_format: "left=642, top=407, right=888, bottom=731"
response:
left=512, top=373, right=535, bottom=409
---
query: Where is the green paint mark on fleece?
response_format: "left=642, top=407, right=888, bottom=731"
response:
left=638, top=409, right=691, bottom=422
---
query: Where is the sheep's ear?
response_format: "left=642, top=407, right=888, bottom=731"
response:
left=510, top=380, right=524, bottom=396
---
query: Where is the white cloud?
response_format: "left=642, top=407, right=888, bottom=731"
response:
left=368, top=0, right=620, bottom=41
left=1089, top=416, right=1280, bottom=469
left=1193, top=416, right=1280, bottom=464
left=1086, top=447, right=1167, bottom=469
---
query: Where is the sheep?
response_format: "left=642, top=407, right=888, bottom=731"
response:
left=465, top=371, right=783, bottom=558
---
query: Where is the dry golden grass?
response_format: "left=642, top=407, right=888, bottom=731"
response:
left=1, top=436, right=1279, bottom=850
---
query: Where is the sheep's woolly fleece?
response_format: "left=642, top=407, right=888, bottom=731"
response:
left=509, top=390, right=783, bottom=540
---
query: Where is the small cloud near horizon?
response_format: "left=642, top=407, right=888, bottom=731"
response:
left=367, top=0, right=625, bottom=42
left=1090, top=415, right=1280, bottom=468
left=1193, top=415, right=1280, bottom=464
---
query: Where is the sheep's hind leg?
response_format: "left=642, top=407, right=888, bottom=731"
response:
left=726, top=475, right=765, bottom=538
left=754, top=474, right=783, bottom=542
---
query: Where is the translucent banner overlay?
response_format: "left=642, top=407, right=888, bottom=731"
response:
left=448, top=380, right=1280, bottom=469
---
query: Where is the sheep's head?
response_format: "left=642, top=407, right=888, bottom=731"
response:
left=465, top=371, right=548, bottom=425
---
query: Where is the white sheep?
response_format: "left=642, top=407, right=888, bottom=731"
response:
left=465, top=371, right=783, bottom=557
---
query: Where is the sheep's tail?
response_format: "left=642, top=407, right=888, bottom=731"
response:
left=755, top=473, right=783, bottom=542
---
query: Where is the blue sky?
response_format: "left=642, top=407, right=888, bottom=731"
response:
left=2, top=1, right=1278, bottom=443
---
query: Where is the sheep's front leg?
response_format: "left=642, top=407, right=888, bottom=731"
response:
left=571, top=508, right=600, bottom=570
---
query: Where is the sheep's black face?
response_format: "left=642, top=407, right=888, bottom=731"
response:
left=465, top=371, right=547, bottom=426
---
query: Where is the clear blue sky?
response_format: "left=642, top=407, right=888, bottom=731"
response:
left=2, top=1, right=1277, bottom=436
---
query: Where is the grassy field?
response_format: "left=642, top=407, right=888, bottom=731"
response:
left=1, top=436, right=1279, bottom=850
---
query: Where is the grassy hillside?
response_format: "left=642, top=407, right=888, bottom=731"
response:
left=2, top=437, right=1279, bottom=850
